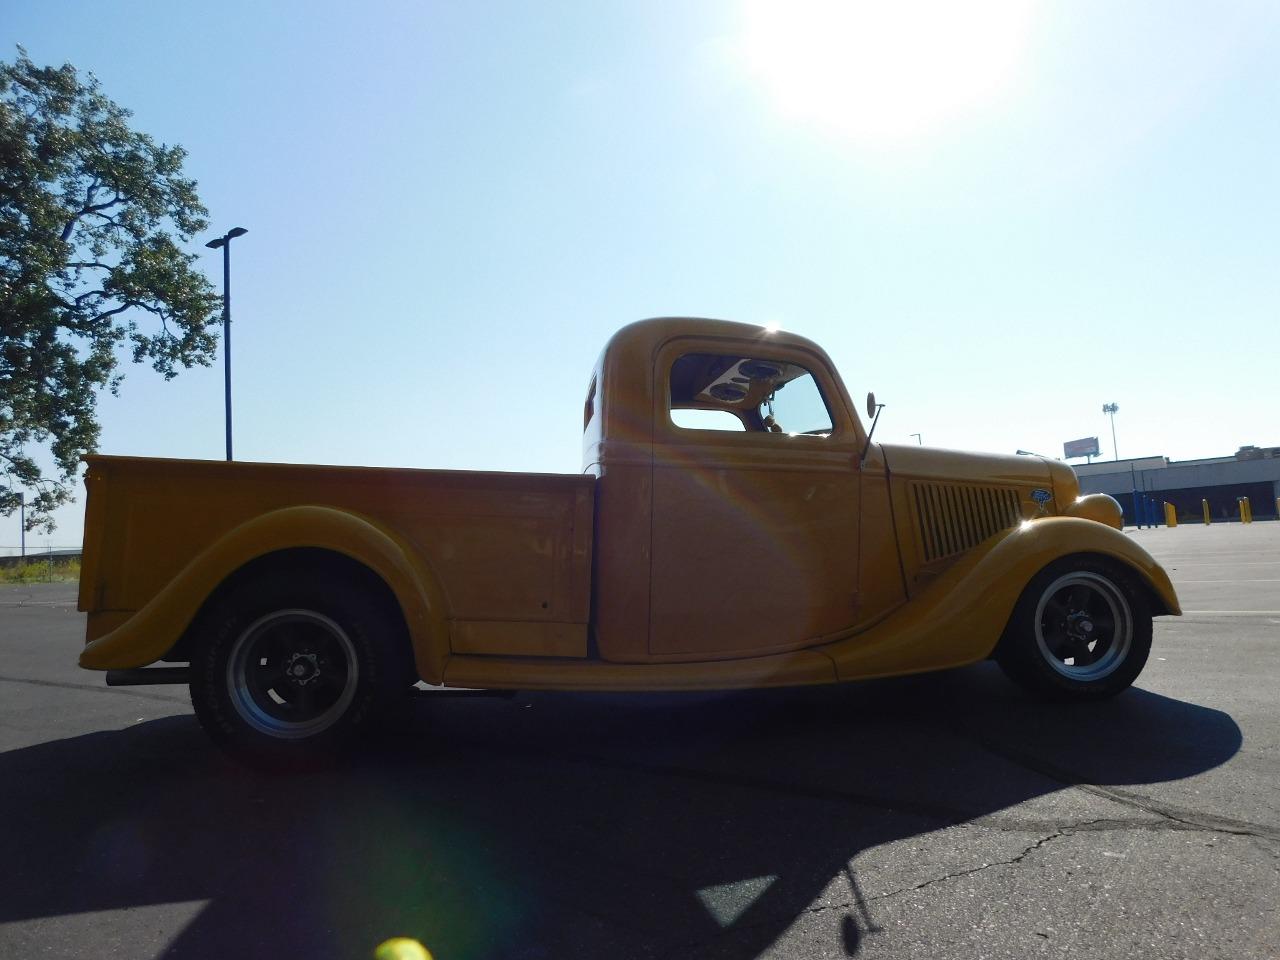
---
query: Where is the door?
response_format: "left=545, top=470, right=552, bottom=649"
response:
left=648, top=339, right=863, bottom=658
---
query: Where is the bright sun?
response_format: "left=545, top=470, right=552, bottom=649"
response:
left=737, top=0, right=1035, bottom=145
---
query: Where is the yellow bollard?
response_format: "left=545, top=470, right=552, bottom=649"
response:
left=1238, top=498, right=1245, bottom=523
left=1203, top=499, right=1211, bottom=525
left=1244, top=497, right=1253, bottom=524
left=1164, top=502, right=1177, bottom=527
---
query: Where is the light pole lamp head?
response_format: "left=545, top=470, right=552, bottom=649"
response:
left=1102, top=402, right=1119, bottom=415
left=206, top=227, right=247, bottom=249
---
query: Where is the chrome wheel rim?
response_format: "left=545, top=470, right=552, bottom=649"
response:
left=1034, top=572, right=1133, bottom=681
left=226, top=609, right=359, bottom=739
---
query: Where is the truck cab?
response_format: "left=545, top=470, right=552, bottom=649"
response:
left=585, top=318, right=888, bottom=664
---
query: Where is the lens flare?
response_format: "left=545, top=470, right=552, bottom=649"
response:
left=738, top=0, right=1035, bottom=144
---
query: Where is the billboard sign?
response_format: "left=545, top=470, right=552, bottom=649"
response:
left=1063, top=436, right=1101, bottom=459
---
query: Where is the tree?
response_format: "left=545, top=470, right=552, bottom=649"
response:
left=1, top=47, right=220, bottom=532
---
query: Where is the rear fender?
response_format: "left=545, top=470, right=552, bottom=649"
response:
left=822, top=517, right=1179, bottom=681
left=78, top=505, right=450, bottom=682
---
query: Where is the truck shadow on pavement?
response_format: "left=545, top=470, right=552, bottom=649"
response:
left=0, top=664, right=1243, bottom=960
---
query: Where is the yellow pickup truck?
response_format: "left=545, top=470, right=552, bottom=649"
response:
left=77, top=317, right=1179, bottom=764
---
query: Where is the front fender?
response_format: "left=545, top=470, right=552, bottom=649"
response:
left=822, top=517, right=1180, bottom=682
left=78, top=505, right=451, bottom=682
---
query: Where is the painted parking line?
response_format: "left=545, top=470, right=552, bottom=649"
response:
left=1177, top=610, right=1280, bottom=617
left=1165, top=561, right=1280, bottom=567
left=1173, top=579, right=1280, bottom=584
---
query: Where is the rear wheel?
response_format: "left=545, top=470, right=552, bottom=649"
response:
left=190, top=572, right=407, bottom=767
left=997, top=557, right=1152, bottom=700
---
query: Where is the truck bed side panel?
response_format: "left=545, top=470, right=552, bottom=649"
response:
left=81, top=457, right=594, bottom=658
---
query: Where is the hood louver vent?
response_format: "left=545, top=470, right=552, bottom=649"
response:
left=911, top=482, right=1022, bottom=563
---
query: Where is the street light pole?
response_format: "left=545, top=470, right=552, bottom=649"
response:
left=1102, top=402, right=1119, bottom=461
left=910, top=433, right=922, bottom=445
left=221, top=238, right=231, bottom=461
left=205, top=227, right=248, bottom=461
left=18, top=492, right=23, bottom=559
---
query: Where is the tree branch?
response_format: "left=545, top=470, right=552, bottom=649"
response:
left=0, top=455, right=62, bottom=489
left=130, top=300, right=177, bottom=335
left=87, top=301, right=139, bottom=324
left=59, top=178, right=101, bottom=243
left=84, top=192, right=125, bottom=214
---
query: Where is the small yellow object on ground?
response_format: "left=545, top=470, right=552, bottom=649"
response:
left=374, top=938, right=433, bottom=960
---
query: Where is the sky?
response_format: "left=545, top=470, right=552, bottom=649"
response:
left=4, top=0, right=1279, bottom=553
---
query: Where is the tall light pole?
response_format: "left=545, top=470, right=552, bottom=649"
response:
left=1102, top=402, right=1119, bottom=461
left=205, top=227, right=248, bottom=461
left=910, top=433, right=922, bottom=445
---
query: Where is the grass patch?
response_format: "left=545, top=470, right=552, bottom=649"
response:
left=0, top=557, right=81, bottom=584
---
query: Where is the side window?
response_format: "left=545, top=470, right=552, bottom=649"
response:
left=668, top=352, right=833, bottom=436
left=671, top=408, right=746, bottom=432
left=583, top=376, right=597, bottom=431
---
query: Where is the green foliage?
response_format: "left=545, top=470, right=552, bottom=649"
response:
left=0, top=555, right=81, bottom=584
left=0, top=47, right=220, bottom=531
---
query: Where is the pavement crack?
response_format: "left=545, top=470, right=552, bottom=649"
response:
left=867, top=828, right=1070, bottom=903
left=674, top=826, right=1088, bottom=952
left=955, top=729, right=1280, bottom=842
left=0, top=674, right=187, bottom=705
left=971, top=813, right=1279, bottom=840
left=1077, top=788, right=1280, bottom=840
left=672, top=811, right=1279, bottom=954
left=861, top=811, right=1280, bottom=909
left=473, top=739, right=1280, bottom=842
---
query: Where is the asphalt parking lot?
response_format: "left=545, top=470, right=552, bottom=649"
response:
left=1, top=523, right=1277, bottom=960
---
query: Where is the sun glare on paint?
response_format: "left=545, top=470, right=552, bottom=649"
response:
left=737, top=0, right=1035, bottom=144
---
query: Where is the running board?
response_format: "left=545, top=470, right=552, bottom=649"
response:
left=408, top=685, right=516, bottom=699
left=105, top=667, right=191, bottom=686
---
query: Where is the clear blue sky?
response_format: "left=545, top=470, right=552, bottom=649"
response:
left=5, top=0, right=1279, bottom=552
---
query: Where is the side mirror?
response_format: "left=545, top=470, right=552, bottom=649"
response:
left=861, top=392, right=885, bottom=463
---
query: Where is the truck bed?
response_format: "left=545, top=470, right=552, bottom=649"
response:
left=78, top=456, right=595, bottom=659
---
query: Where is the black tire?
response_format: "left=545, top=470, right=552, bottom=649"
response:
left=996, top=556, right=1152, bottom=700
left=189, top=569, right=408, bottom=768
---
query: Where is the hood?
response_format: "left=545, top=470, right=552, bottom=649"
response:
left=878, top=444, right=1065, bottom=570
left=879, top=444, right=1053, bottom=488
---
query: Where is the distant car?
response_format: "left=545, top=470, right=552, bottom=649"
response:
left=77, top=318, right=1179, bottom=765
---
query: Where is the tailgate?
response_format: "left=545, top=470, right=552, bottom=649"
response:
left=77, top=458, right=109, bottom=614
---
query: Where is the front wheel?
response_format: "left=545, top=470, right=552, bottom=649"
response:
left=189, top=573, right=406, bottom=767
left=997, top=558, right=1152, bottom=700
